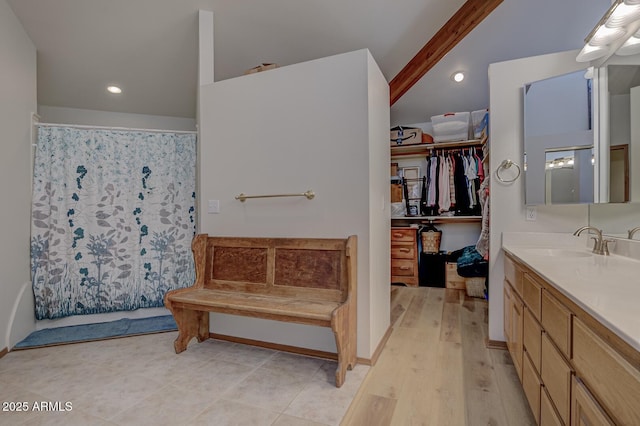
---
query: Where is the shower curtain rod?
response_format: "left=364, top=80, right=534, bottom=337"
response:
left=36, top=122, right=197, bottom=135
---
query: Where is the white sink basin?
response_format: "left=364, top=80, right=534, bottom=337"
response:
left=524, top=248, right=592, bottom=258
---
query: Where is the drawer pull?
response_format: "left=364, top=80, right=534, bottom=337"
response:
left=399, top=266, right=410, bottom=270
left=392, top=233, right=405, bottom=238
left=399, top=248, right=411, bottom=253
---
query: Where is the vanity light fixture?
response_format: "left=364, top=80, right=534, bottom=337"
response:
left=577, top=0, right=640, bottom=63
left=451, top=71, right=465, bottom=83
left=107, top=85, right=122, bottom=94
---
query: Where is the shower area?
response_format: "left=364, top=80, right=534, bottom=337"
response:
left=30, top=123, right=197, bottom=322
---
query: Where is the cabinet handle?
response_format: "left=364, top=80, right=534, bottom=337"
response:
left=399, top=248, right=411, bottom=253
left=392, top=233, right=404, bottom=238
left=399, top=266, right=410, bottom=270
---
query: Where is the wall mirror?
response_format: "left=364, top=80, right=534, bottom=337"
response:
left=595, top=63, right=640, bottom=203
left=523, top=69, right=594, bottom=205
left=544, top=147, right=594, bottom=204
left=589, top=55, right=640, bottom=239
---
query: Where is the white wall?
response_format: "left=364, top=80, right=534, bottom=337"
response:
left=199, top=49, right=390, bottom=359
left=366, top=52, right=392, bottom=352
left=488, top=50, right=590, bottom=342
left=0, top=0, right=37, bottom=350
left=38, top=105, right=196, bottom=131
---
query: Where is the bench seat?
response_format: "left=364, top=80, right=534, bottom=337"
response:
left=164, top=234, right=357, bottom=387
left=168, top=288, right=339, bottom=325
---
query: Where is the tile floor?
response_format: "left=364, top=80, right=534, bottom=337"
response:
left=0, top=332, right=369, bottom=426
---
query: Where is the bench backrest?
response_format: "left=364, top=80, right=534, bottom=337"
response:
left=191, top=234, right=357, bottom=303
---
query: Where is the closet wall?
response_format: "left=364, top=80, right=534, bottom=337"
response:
left=198, top=49, right=390, bottom=359
left=0, top=0, right=37, bottom=350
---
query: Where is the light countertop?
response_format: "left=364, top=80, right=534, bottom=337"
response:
left=502, top=232, right=640, bottom=352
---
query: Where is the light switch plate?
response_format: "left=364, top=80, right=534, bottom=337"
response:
left=208, top=199, right=220, bottom=214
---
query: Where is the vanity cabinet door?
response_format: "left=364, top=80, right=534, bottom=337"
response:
left=504, top=281, right=523, bottom=381
left=504, top=281, right=512, bottom=343
left=571, top=377, right=614, bottom=426
left=541, top=387, right=563, bottom=426
left=523, top=350, right=541, bottom=424
left=524, top=306, right=542, bottom=373
left=572, top=317, right=640, bottom=425
left=510, top=290, right=524, bottom=382
left=541, top=332, right=573, bottom=425
left=523, top=273, right=542, bottom=320
left=541, top=290, right=572, bottom=358
left=504, top=254, right=523, bottom=295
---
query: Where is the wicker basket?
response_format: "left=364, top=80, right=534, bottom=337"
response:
left=465, top=277, right=486, bottom=298
left=420, top=230, right=442, bottom=253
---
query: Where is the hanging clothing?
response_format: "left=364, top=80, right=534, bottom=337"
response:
left=448, top=155, right=456, bottom=208
left=454, top=153, right=470, bottom=215
left=438, top=154, right=451, bottom=213
left=476, top=175, right=490, bottom=259
left=428, top=155, right=438, bottom=207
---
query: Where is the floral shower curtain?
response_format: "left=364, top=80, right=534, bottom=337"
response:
left=31, top=126, right=197, bottom=320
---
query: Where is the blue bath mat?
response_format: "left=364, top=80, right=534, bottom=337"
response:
left=13, top=315, right=177, bottom=349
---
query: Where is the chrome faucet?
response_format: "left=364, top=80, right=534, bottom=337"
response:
left=628, top=226, right=640, bottom=240
left=573, top=226, right=609, bottom=255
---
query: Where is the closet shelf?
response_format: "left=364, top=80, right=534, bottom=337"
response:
left=391, top=215, right=482, bottom=225
left=391, top=138, right=484, bottom=159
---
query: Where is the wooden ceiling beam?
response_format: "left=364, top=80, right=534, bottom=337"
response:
left=389, top=0, right=503, bottom=106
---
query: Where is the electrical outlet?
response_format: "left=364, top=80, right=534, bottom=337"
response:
left=526, top=206, right=537, bottom=221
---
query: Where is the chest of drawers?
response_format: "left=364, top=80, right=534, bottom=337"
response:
left=391, top=227, right=418, bottom=287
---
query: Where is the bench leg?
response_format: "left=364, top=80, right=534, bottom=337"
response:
left=332, top=303, right=357, bottom=388
left=171, top=307, right=209, bottom=354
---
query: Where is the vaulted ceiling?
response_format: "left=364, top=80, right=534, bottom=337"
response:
left=8, top=0, right=610, bottom=126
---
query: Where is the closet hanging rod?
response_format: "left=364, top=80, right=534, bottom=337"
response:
left=35, top=122, right=197, bottom=135
left=235, top=190, right=315, bottom=202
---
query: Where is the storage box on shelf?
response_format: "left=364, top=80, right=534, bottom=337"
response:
left=431, top=112, right=470, bottom=143
left=471, top=109, right=489, bottom=139
left=390, top=126, right=423, bottom=146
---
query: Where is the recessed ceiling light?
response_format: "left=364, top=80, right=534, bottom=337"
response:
left=451, top=71, right=465, bottom=83
left=107, top=85, right=122, bottom=94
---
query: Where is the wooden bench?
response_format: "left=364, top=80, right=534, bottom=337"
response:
left=164, top=233, right=357, bottom=387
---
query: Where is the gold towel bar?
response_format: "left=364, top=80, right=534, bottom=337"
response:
left=235, top=190, right=315, bottom=202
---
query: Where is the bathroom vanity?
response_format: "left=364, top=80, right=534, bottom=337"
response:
left=502, top=233, right=640, bottom=425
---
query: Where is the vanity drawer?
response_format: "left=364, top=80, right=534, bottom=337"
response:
left=522, top=350, right=541, bottom=424
left=390, top=244, right=415, bottom=259
left=391, top=228, right=416, bottom=243
left=572, top=377, right=615, bottom=426
left=391, top=259, right=415, bottom=276
left=541, top=289, right=572, bottom=358
left=541, top=332, right=573, bottom=425
left=572, top=317, right=640, bottom=425
left=523, top=273, right=542, bottom=320
left=523, top=306, right=541, bottom=373
left=540, top=386, right=563, bottom=426
left=504, top=254, right=523, bottom=295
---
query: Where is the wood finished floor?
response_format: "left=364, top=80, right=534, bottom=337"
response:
left=342, top=286, right=535, bottom=426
